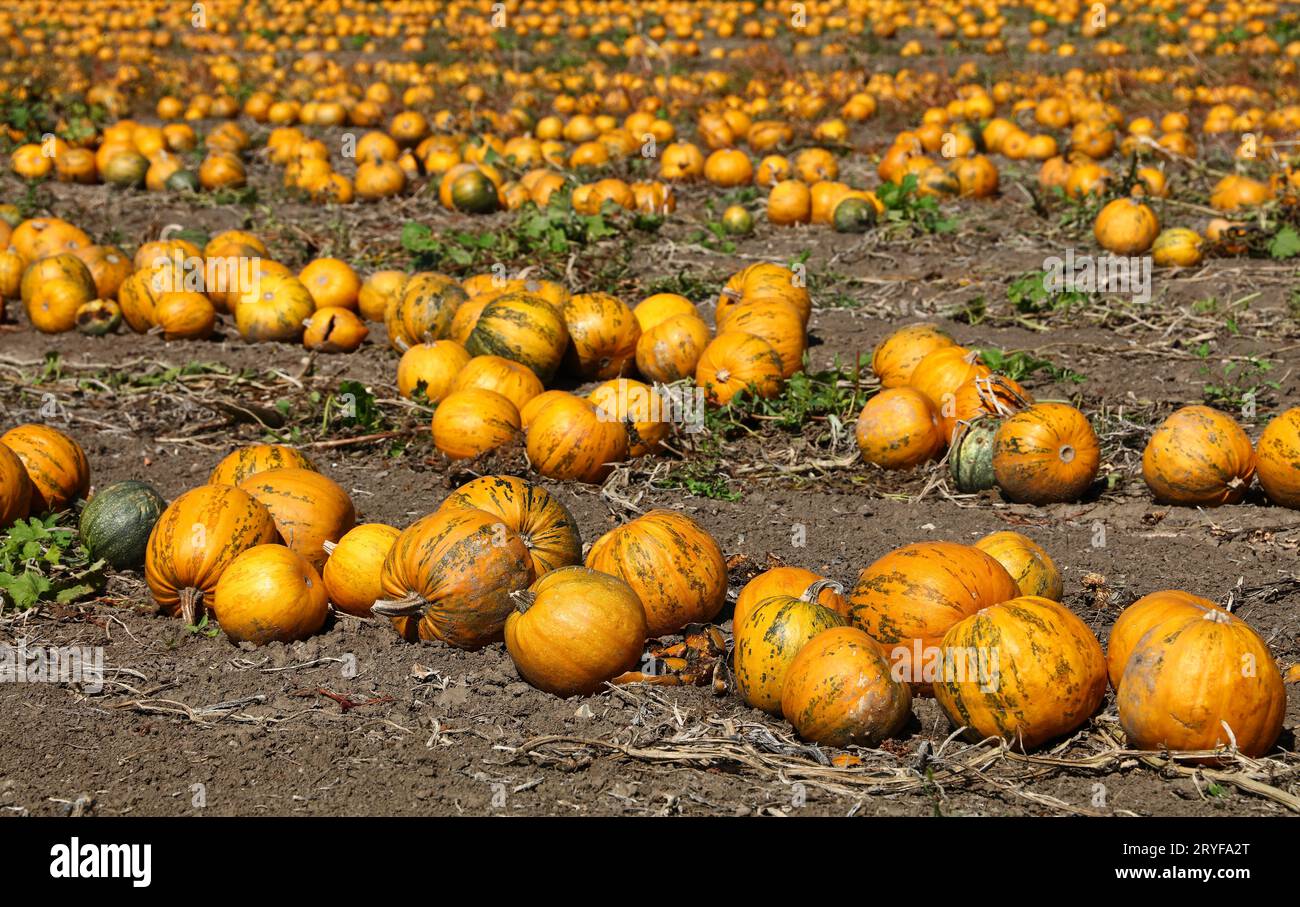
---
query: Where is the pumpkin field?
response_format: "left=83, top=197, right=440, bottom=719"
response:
left=1, top=0, right=1300, bottom=819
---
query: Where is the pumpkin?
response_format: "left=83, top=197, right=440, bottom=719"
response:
left=396, top=272, right=466, bottom=343
left=635, top=313, right=712, bottom=384
left=1254, top=407, right=1300, bottom=508
left=210, top=444, right=318, bottom=487
left=357, top=270, right=407, bottom=322
left=212, top=544, right=329, bottom=645
left=633, top=293, right=697, bottom=331
left=767, top=179, right=812, bottom=225
left=396, top=340, right=470, bottom=402
left=1118, top=608, right=1285, bottom=759
left=973, top=531, right=1062, bottom=601
left=0, top=442, right=33, bottom=528
left=992, top=403, right=1100, bottom=504
left=832, top=197, right=877, bottom=232
left=585, top=509, right=727, bottom=638
left=734, top=567, right=849, bottom=630
left=948, top=416, right=1000, bottom=493
left=298, top=258, right=360, bottom=311
left=908, top=346, right=989, bottom=411
left=934, top=596, right=1107, bottom=749
left=849, top=541, right=1019, bottom=691
left=716, top=302, right=806, bottom=379
left=235, top=272, right=314, bottom=343
left=372, top=507, right=534, bottom=647
left=504, top=566, right=648, bottom=697
left=561, top=293, right=641, bottom=379
left=526, top=395, right=628, bottom=484
left=439, top=475, right=582, bottom=577
left=942, top=374, right=1032, bottom=442
left=75, top=300, right=123, bottom=335
left=854, top=387, right=945, bottom=470
left=145, top=484, right=280, bottom=622
left=1151, top=227, right=1204, bottom=268
left=466, top=292, right=570, bottom=381
left=452, top=355, right=543, bottom=412
left=117, top=269, right=160, bottom=332
left=154, top=291, right=216, bottom=340
left=735, top=593, right=846, bottom=713
left=321, top=523, right=400, bottom=617
left=780, top=627, right=912, bottom=747
left=431, top=388, right=521, bottom=460
left=1105, top=590, right=1227, bottom=689
left=1142, top=405, right=1256, bottom=506
left=1093, top=197, right=1160, bottom=254
left=0, top=424, right=90, bottom=514
left=79, top=480, right=167, bottom=569
left=588, top=379, right=669, bottom=456
left=520, top=390, right=577, bottom=429
left=717, top=262, right=811, bottom=325
left=695, top=331, right=784, bottom=405
left=237, top=468, right=356, bottom=571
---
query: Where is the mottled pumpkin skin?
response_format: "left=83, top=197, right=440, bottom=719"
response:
left=871, top=323, right=954, bottom=388
left=1255, top=407, right=1300, bottom=509
left=717, top=262, right=811, bottom=325
left=717, top=302, right=806, bottom=379
left=466, top=292, right=570, bottom=381
left=452, top=355, right=543, bottom=412
left=0, top=424, right=90, bottom=514
left=322, top=523, right=400, bottom=616
left=1105, top=590, right=1226, bottom=690
left=695, top=331, right=784, bottom=405
left=849, top=541, right=1019, bottom=688
left=504, top=566, right=648, bottom=697
left=431, top=388, right=522, bottom=460
left=237, top=467, right=357, bottom=571
left=948, top=416, right=1000, bottom=492
left=145, top=484, right=280, bottom=617
left=209, top=443, right=319, bottom=487
left=973, top=531, right=1063, bottom=601
left=734, top=594, right=846, bottom=713
left=854, top=387, right=945, bottom=470
left=396, top=272, right=466, bottom=343
left=526, top=395, right=628, bottom=484
left=585, top=509, right=728, bottom=638
left=378, top=507, right=534, bottom=648
left=0, top=442, right=33, bottom=527
left=1118, top=609, right=1285, bottom=759
left=439, top=474, right=582, bottom=577
left=733, top=566, right=848, bottom=630
left=213, top=544, right=329, bottom=645
left=942, top=375, right=1032, bottom=443
left=588, top=379, right=669, bottom=457
left=934, top=596, right=1107, bottom=749
left=992, top=403, right=1100, bottom=505
left=780, top=626, right=912, bottom=748
left=562, top=292, right=641, bottom=379
left=635, top=313, right=711, bottom=384
left=1142, top=405, right=1256, bottom=506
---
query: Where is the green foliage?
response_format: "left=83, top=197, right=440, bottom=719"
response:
left=1196, top=350, right=1279, bottom=411
left=875, top=175, right=958, bottom=234
left=977, top=347, right=1087, bottom=384
left=707, top=354, right=871, bottom=435
left=1007, top=269, right=1090, bottom=314
left=323, top=379, right=388, bottom=433
left=0, top=514, right=105, bottom=612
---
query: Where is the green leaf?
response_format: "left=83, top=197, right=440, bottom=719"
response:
left=1268, top=226, right=1300, bottom=260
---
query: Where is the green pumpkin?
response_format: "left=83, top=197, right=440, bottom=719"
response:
left=75, top=300, right=123, bottom=336
left=165, top=169, right=201, bottom=192
left=832, top=197, right=877, bottom=233
left=450, top=169, right=500, bottom=214
left=79, top=480, right=167, bottom=569
left=949, top=416, right=1000, bottom=493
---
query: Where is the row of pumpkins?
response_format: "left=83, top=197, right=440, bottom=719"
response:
left=0, top=426, right=1284, bottom=758
left=861, top=322, right=1300, bottom=509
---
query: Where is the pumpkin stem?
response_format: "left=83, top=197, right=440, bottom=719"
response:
left=321, top=540, right=337, bottom=557
left=179, top=587, right=203, bottom=626
left=370, top=591, right=428, bottom=618
left=1203, top=610, right=1233, bottom=625
left=801, top=579, right=844, bottom=603
left=509, top=589, right=537, bottom=614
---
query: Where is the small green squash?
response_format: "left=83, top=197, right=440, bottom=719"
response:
left=79, top=480, right=167, bottom=569
left=949, top=415, right=1000, bottom=493
left=832, top=197, right=877, bottom=233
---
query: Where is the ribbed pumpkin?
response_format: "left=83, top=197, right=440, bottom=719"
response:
left=635, top=313, right=711, bottom=384
left=1256, top=407, right=1300, bottom=508
left=733, top=566, right=849, bottom=630
left=237, top=468, right=356, bottom=571
left=585, top=509, right=728, bottom=638
left=145, top=484, right=280, bottom=622
left=520, top=390, right=577, bottom=429
left=466, top=292, right=569, bottom=381
left=854, top=387, right=945, bottom=470
left=321, top=523, right=401, bottom=617
left=451, top=355, right=543, bottom=412
left=117, top=268, right=160, bottom=332
left=695, top=331, right=784, bottom=405
left=431, top=388, right=521, bottom=460
left=734, top=593, right=846, bottom=713
left=908, top=346, right=990, bottom=411
left=1093, top=197, right=1159, bottom=254
left=780, top=627, right=912, bottom=747
left=973, top=531, right=1062, bottom=601
left=717, top=262, right=811, bottom=325
left=526, top=395, right=628, bottom=484
left=561, top=292, right=641, bottom=379
left=209, top=444, right=318, bottom=487
left=504, top=566, right=648, bottom=697
left=633, top=293, right=697, bottom=331
left=717, top=302, right=806, bottom=379
left=992, top=403, right=1100, bottom=504
left=948, top=417, right=1001, bottom=493
left=372, top=507, right=534, bottom=647
left=588, top=379, right=669, bottom=456
left=872, top=323, right=955, bottom=388
left=396, top=340, right=470, bottom=402
left=235, top=272, right=315, bottom=342
left=78, top=480, right=167, bottom=569
left=0, top=424, right=90, bottom=514
left=934, top=596, right=1107, bottom=749
left=849, top=541, right=1019, bottom=691
left=212, top=544, right=329, bottom=645
left=1141, top=405, right=1256, bottom=506
left=1118, top=608, right=1285, bottom=759
left=1105, top=590, right=1227, bottom=689
left=0, top=442, right=33, bottom=528
left=154, top=291, right=216, bottom=340
left=439, top=475, right=582, bottom=577
left=395, top=272, right=466, bottom=343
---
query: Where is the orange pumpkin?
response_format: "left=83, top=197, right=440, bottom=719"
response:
left=1141, top=405, right=1256, bottom=506
left=395, top=272, right=467, bottom=344
left=1105, top=590, right=1227, bottom=689
left=1093, top=197, right=1160, bottom=254
left=734, top=592, right=846, bottom=714
left=452, top=355, right=543, bottom=412
left=941, top=374, right=1032, bottom=442
left=237, top=468, right=356, bottom=571
left=0, top=424, right=90, bottom=514
left=872, top=323, right=955, bottom=388
left=322, top=523, right=401, bottom=617
left=466, top=292, right=570, bottom=381
left=302, top=306, right=369, bottom=352
left=908, top=346, right=990, bottom=411
left=396, top=340, right=471, bottom=402
left=733, top=566, right=849, bottom=631
left=212, top=544, right=329, bottom=645
left=588, top=379, right=669, bottom=456
left=854, top=387, right=946, bottom=470
left=695, top=331, right=784, bottom=405
left=235, top=272, right=314, bottom=343
left=526, top=395, right=628, bottom=483
left=633, top=293, right=697, bottom=331
left=973, top=531, right=1062, bottom=601
left=439, top=475, right=581, bottom=577
left=209, top=444, right=318, bottom=487
left=154, top=291, right=216, bottom=340
left=992, top=403, right=1100, bottom=504
left=716, top=302, right=806, bottom=378
left=0, top=442, right=33, bottom=528
left=561, top=293, right=641, bottom=379
left=1253, top=407, right=1300, bottom=509
left=431, top=389, right=521, bottom=460
left=635, top=313, right=711, bottom=383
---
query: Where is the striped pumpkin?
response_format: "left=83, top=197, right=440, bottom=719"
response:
left=209, top=443, right=318, bottom=487
left=0, top=424, right=90, bottom=514
left=733, top=566, right=848, bottom=631
left=525, top=395, right=628, bottom=484
left=396, top=272, right=466, bottom=343
left=0, top=441, right=33, bottom=528
left=694, top=331, right=783, bottom=405
left=1105, top=590, right=1228, bottom=690
left=438, top=474, right=582, bottom=577
left=561, top=292, right=641, bottom=379
left=734, top=593, right=846, bottom=713
left=237, top=467, right=355, bottom=571
left=465, top=292, right=569, bottom=381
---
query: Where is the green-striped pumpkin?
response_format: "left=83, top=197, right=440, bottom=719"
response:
left=0, top=424, right=90, bottom=514
left=466, top=292, right=569, bottom=381
left=79, top=480, right=167, bottom=569
left=397, top=272, right=466, bottom=344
